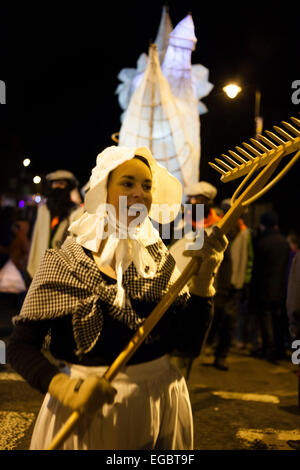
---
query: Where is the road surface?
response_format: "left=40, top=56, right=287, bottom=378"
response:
left=0, top=339, right=299, bottom=451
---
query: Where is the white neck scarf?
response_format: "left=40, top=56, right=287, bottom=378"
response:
left=69, top=209, right=160, bottom=307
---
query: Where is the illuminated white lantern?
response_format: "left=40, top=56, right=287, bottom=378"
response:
left=115, top=54, right=148, bottom=117
left=161, top=14, right=213, bottom=111
left=116, top=12, right=214, bottom=189
left=119, top=44, right=194, bottom=190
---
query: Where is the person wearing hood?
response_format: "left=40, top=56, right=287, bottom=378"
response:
left=206, top=199, right=252, bottom=370
left=26, top=170, right=82, bottom=280
left=169, top=181, right=221, bottom=371
left=8, top=146, right=228, bottom=450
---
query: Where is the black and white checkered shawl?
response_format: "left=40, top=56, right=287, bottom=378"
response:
left=14, top=237, right=190, bottom=356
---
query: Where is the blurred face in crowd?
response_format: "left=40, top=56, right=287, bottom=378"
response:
left=46, top=179, right=72, bottom=217
left=51, top=180, right=68, bottom=189
left=188, top=195, right=209, bottom=205
left=107, top=157, right=153, bottom=226
left=188, top=194, right=212, bottom=220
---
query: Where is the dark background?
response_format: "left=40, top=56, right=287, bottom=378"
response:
left=1, top=1, right=300, bottom=231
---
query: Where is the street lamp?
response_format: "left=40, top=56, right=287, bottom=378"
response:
left=223, top=82, right=263, bottom=138
left=254, top=89, right=263, bottom=138
left=223, top=83, right=242, bottom=99
left=33, top=175, right=41, bottom=184
left=23, top=158, right=31, bottom=167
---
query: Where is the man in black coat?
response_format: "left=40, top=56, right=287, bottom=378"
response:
left=250, top=211, right=290, bottom=360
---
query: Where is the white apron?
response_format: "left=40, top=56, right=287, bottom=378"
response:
left=30, top=355, right=193, bottom=450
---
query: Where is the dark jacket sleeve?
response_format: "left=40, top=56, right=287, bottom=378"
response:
left=7, top=321, right=60, bottom=394
left=172, top=294, right=214, bottom=357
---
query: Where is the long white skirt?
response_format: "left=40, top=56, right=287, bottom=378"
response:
left=30, top=355, right=193, bottom=450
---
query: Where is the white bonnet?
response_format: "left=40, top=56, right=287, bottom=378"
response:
left=84, top=145, right=182, bottom=223
left=185, top=181, right=217, bottom=200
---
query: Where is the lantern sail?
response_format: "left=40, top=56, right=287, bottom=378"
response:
left=118, top=44, right=193, bottom=189
left=115, top=5, right=173, bottom=118
left=154, top=5, right=173, bottom=64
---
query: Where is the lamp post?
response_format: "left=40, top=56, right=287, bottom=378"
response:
left=254, top=89, right=263, bottom=138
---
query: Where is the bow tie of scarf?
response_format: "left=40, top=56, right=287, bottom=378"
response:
left=69, top=206, right=159, bottom=308
left=99, top=210, right=157, bottom=308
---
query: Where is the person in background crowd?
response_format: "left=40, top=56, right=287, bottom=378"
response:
left=185, top=181, right=221, bottom=235
left=227, top=202, right=254, bottom=351
left=286, top=232, right=299, bottom=286
left=286, top=246, right=300, bottom=342
left=0, top=209, right=31, bottom=337
left=169, top=181, right=221, bottom=370
left=249, top=211, right=290, bottom=361
left=26, top=170, right=82, bottom=280
left=0, top=206, right=15, bottom=269
left=169, top=181, right=221, bottom=272
left=205, top=199, right=246, bottom=371
left=286, top=238, right=300, bottom=451
left=10, top=217, right=30, bottom=277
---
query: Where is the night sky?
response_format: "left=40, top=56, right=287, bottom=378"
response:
left=1, top=1, right=300, bottom=231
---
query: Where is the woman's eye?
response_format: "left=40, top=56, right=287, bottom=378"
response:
left=122, top=182, right=132, bottom=188
left=143, top=184, right=152, bottom=191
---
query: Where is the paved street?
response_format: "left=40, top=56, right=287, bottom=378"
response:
left=0, top=337, right=300, bottom=451
left=181, top=347, right=300, bottom=450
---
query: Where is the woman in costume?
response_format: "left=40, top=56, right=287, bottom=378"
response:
left=8, top=146, right=227, bottom=450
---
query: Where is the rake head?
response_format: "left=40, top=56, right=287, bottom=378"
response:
left=209, top=115, right=300, bottom=182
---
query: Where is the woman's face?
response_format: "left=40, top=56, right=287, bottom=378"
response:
left=107, top=158, right=153, bottom=226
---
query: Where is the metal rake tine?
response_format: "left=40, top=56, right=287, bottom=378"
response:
left=290, top=116, right=300, bottom=128
left=222, top=154, right=241, bottom=168
left=208, top=162, right=227, bottom=175
left=282, top=121, right=300, bottom=137
left=265, top=130, right=286, bottom=145
left=273, top=125, right=294, bottom=141
left=215, top=158, right=235, bottom=171
left=256, top=134, right=278, bottom=149
left=250, top=138, right=271, bottom=153
left=235, top=147, right=255, bottom=161
left=242, top=142, right=263, bottom=157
